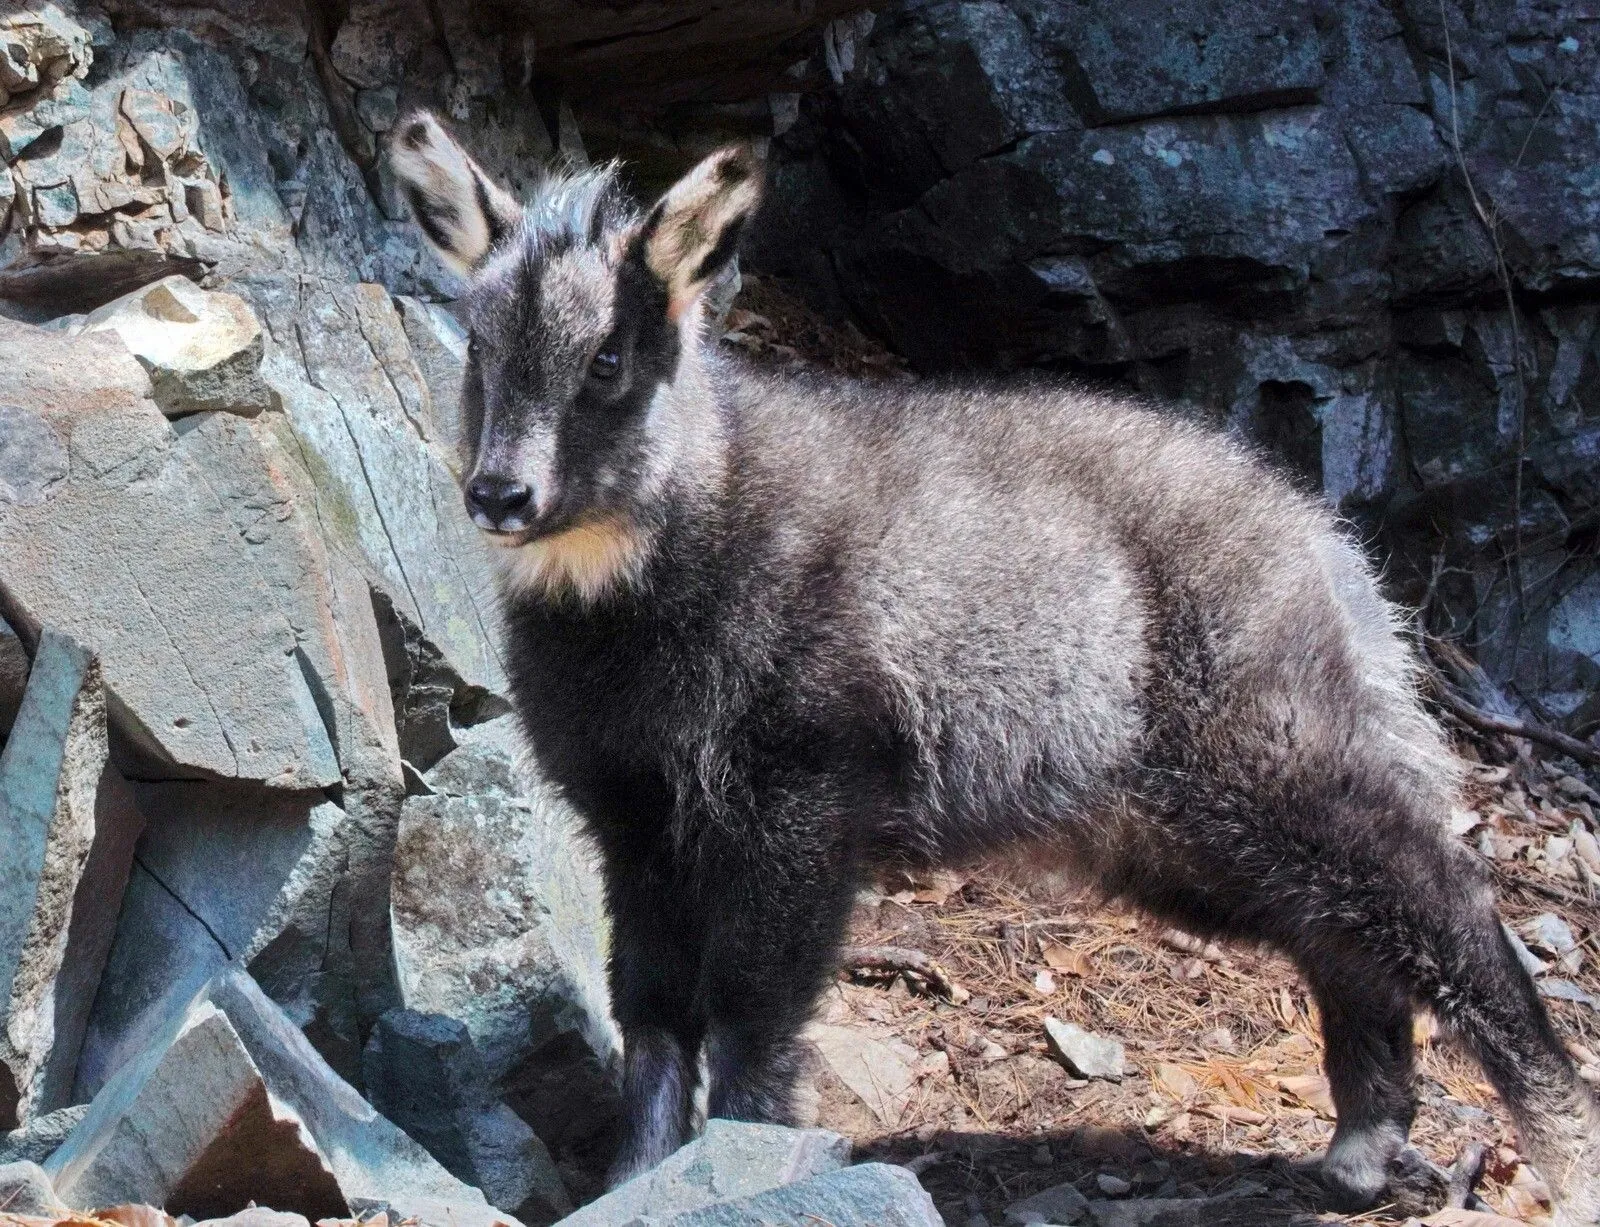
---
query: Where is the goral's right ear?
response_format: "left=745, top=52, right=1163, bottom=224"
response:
left=389, top=111, right=521, bottom=275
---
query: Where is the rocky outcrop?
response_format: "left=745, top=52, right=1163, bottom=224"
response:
left=750, top=0, right=1600, bottom=722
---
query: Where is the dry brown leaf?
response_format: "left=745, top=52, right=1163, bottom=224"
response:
left=93, top=1209, right=177, bottom=1227
left=1040, top=940, right=1090, bottom=977
left=911, top=871, right=967, bottom=904
left=1277, top=1073, right=1336, bottom=1118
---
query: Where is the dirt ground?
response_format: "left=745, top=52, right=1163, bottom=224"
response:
left=721, top=279, right=1600, bottom=1227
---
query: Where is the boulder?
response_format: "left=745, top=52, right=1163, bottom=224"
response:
left=363, top=1008, right=570, bottom=1225
left=632, top=1162, right=943, bottom=1227
left=74, top=276, right=273, bottom=417
left=0, top=630, right=144, bottom=1128
left=48, top=999, right=346, bottom=1218
left=556, top=1120, right=850, bottom=1227
left=0, top=318, right=341, bottom=791
left=0, top=1103, right=89, bottom=1166
left=250, top=278, right=505, bottom=699
left=74, top=783, right=351, bottom=1099
left=0, top=1158, right=63, bottom=1215
left=392, top=721, right=618, bottom=1146
left=51, top=968, right=518, bottom=1227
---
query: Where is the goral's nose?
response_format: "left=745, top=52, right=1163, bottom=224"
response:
left=465, top=474, right=533, bottom=530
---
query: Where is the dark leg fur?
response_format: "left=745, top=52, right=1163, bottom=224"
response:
left=1117, top=775, right=1600, bottom=1224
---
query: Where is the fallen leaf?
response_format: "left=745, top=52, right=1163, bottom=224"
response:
left=910, top=870, right=967, bottom=904
left=1041, top=940, right=1091, bottom=977
left=1278, top=1073, right=1336, bottom=1118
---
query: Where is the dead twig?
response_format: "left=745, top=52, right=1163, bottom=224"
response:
left=1430, top=678, right=1600, bottom=767
left=1493, top=865, right=1596, bottom=910
left=840, top=944, right=971, bottom=1004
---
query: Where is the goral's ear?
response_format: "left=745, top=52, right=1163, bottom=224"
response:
left=634, top=144, right=763, bottom=321
left=389, top=110, right=522, bottom=275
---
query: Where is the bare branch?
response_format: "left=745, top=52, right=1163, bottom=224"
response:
left=840, top=944, right=971, bottom=1005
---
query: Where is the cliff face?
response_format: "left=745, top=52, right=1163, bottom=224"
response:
left=2, top=0, right=1597, bottom=719
left=749, top=0, right=1600, bottom=729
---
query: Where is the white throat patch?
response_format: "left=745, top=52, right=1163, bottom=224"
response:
left=492, top=517, right=650, bottom=604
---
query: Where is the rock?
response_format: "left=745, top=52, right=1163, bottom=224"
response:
left=1081, top=1199, right=1278, bottom=1227
left=557, top=1119, right=850, bottom=1227
left=74, top=276, right=272, bottom=417
left=1096, top=1175, right=1132, bottom=1196
left=805, top=1023, right=920, bottom=1126
left=0, top=1158, right=63, bottom=1215
left=393, top=731, right=618, bottom=1146
left=251, top=279, right=505, bottom=699
left=0, top=630, right=145, bottom=1128
left=1539, top=979, right=1598, bottom=1009
left=47, top=997, right=347, bottom=1218
left=51, top=968, right=517, bottom=1227
left=0, top=1103, right=89, bottom=1166
left=394, top=296, right=467, bottom=452
left=1005, top=1178, right=1091, bottom=1225
left=0, top=4, right=93, bottom=108
left=1043, top=1018, right=1125, bottom=1081
left=0, top=615, right=27, bottom=741
left=643, top=1162, right=943, bottom=1227
left=75, top=783, right=353, bottom=1099
left=363, top=1009, right=570, bottom=1225
left=194, top=1211, right=312, bottom=1227
left=0, top=318, right=341, bottom=790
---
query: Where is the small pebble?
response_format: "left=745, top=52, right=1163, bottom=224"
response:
left=1096, top=1173, right=1132, bottom=1196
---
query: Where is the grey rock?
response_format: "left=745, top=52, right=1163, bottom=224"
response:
left=48, top=996, right=347, bottom=1218
left=1502, top=922, right=1550, bottom=978
left=0, top=401, right=68, bottom=508
left=0, top=1104, right=89, bottom=1166
left=643, top=1162, right=943, bottom=1227
left=364, top=1008, right=571, bottom=1225
left=395, top=296, right=467, bottom=452
left=806, top=1022, right=920, bottom=1126
left=1539, top=979, right=1598, bottom=1010
left=0, top=631, right=144, bottom=1128
left=52, top=967, right=518, bottom=1227
left=558, top=1119, right=850, bottom=1227
left=75, top=276, right=273, bottom=418
left=0, top=1159, right=63, bottom=1215
left=75, top=783, right=351, bottom=1099
left=0, top=318, right=341, bottom=790
left=393, top=749, right=619, bottom=1144
left=1044, top=1018, right=1125, bottom=1081
left=251, top=278, right=505, bottom=698
left=1005, top=1178, right=1091, bottom=1225
left=194, top=1210, right=313, bottom=1227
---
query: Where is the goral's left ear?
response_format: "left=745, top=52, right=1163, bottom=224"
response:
left=634, top=144, right=763, bottom=321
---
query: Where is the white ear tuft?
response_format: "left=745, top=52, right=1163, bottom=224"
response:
left=388, top=110, right=522, bottom=275
left=636, top=145, right=763, bottom=320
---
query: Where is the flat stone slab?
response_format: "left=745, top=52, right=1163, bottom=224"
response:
left=0, top=318, right=340, bottom=790
left=557, top=1120, right=850, bottom=1227
left=643, top=1162, right=944, bottom=1227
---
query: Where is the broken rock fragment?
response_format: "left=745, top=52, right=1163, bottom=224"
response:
left=556, top=1119, right=850, bottom=1227
left=640, top=1162, right=944, bottom=1227
left=0, top=630, right=144, bottom=1128
left=75, top=276, right=273, bottom=418
left=1044, top=1017, right=1126, bottom=1081
left=364, top=1008, right=570, bottom=1225
left=51, top=969, right=516, bottom=1227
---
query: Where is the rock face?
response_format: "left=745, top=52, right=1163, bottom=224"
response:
left=51, top=969, right=515, bottom=1227
left=750, top=0, right=1600, bottom=718
left=363, top=1009, right=571, bottom=1225
left=0, top=631, right=143, bottom=1129
left=392, top=720, right=619, bottom=1147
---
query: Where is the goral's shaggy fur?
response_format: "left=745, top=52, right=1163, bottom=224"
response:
left=390, top=112, right=1600, bottom=1224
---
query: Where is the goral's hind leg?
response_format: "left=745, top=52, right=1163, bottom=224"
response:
left=1305, top=966, right=1418, bottom=1208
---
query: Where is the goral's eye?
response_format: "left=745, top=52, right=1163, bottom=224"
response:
left=589, top=349, right=621, bottom=381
